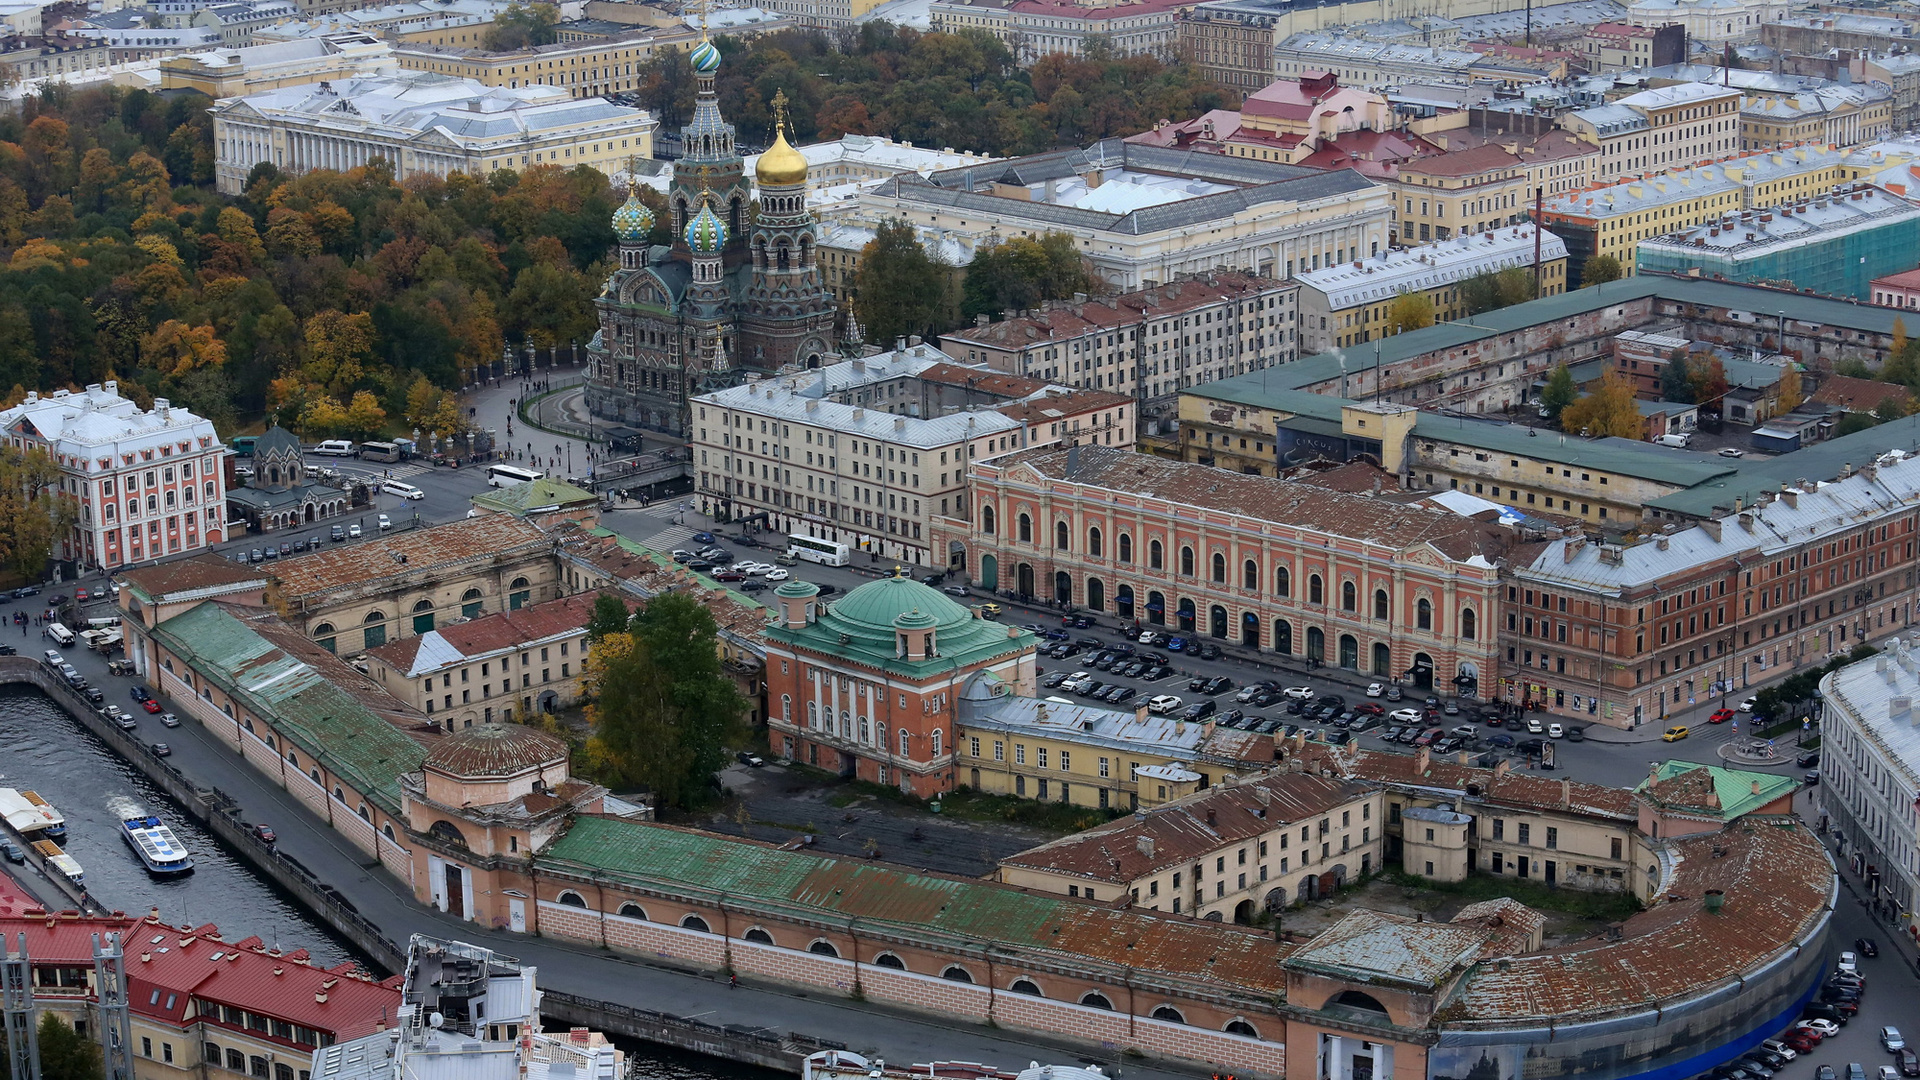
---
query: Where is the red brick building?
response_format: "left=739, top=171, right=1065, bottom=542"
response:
left=763, top=574, right=1037, bottom=795
left=943, top=446, right=1509, bottom=697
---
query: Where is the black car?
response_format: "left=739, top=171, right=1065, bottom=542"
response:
left=1194, top=643, right=1223, bottom=661
left=0, top=840, right=20, bottom=863
left=1110, top=687, right=1136, bottom=704
left=1821, top=986, right=1861, bottom=1004
left=739, top=580, right=769, bottom=593
left=1895, top=1050, right=1917, bottom=1078
left=815, top=584, right=839, bottom=596
left=1042, top=672, right=1069, bottom=688
left=12, top=586, right=35, bottom=598
left=1746, top=1051, right=1789, bottom=1070
left=1799, top=751, right=1822, bottom=768
left=1189, top=676, right=1211, bottom=692
left=1855, top=937, right=1879, bottom=957
left=1204, top=676, right=1233, bottom=695
left=82, top=687, right=103, bottom=704
left=1327, top=730, right=1352, bottom=746
left=1182, top=700, right=1217, bottom=720
left=130, top=686, right=151, bottom=702
left=1802, top=1003, right=1845, bottom=1024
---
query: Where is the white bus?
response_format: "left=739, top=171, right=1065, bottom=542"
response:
left=487, top=464, right=544, bottom=488
left=786, top=534, right=850, bottom=566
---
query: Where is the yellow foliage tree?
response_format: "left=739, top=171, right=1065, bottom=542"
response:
left=404, top=374, right=464, bottom=436
left=1777, top=366, right=1804, bottom=413
left=302, top=310, right=375, bottom=396
left=1559, top=370, right=1643, bottom=439
left=133, top=233, right=181, bottom=266
left=343, top=389, right=387, bottom=439
left=215, top=207, right=265, bottom=263
left=140, top=320, right=226, bottom=377
left=1386, top=290, right=1436, bottom=336
left=298, top=394, right=348, bottom=439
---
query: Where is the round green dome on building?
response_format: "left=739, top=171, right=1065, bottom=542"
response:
left=611, top=188, right=654, bottom=241
left=828, top=575, right=972, bottom=631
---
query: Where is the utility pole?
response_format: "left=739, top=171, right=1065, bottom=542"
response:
left=4, top=933, right=39, bottom=1080
left=1533, top=186, right=1544, bottom=295
left=92, top=932, right=134, bottom=1080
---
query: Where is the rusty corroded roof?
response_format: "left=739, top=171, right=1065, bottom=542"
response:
left=1286, top=911, right=1491, bottom=989
left=424, top=722, right=567, bottom=778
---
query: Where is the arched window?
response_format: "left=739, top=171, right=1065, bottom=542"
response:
left=1341, top=581, right=1356, bottom=611
left=1211, top=552, right=1226, bottom=582
left=1225, top=1020, right=1259, bottom=1038
left=412, top=598, right=435, bottom=634
left=743, top=926, right=773, bottom=943
left=1118, top=533, right=1132, bottom=563
left=509, top=576, right=531, bottom=610
left=941, top=966, right=975, bottom=983
left=931, top=728, right=943, bottom=756
left=1018, top=514, right=1032, bottom=542
left=617, top=902, right=648, bottom=920
left=1010, top=978, right=1043, bottom=996
left=681, top=915, right=712, bottom=932
left=1151, top=1006, right=1186, bottom=1024
left=461, top=587, right=483, bottom=618
left=1087, top=578, right=1104, bottom=611
left=1180, top=547, right=1195, bottom=576
left=1417, top=598, right=1433, bottom=630
left=1461, top=608, right=1478, bottom=640
left=1149, top=540, right=1164, bottom=569
left=1055, top=521, right=1069, bottom=550
left=1274, top=619, right=1293, bottom=655
left=1243, top=560, right=1258, bottom=590
left=1081, top=992, right=1114, bottom=1010
left=1087, top=527, right=1103, bottom=557
left=1275, top=565, right=1290, bottom=597
left=808, top=940, right=840, bottom=957
left=556, top=890, right=587, bottom=908
left=873, top=953, right=906, bottom=970
left=982, top=505, right=996, bottom=535
left=1374, top=589, right=1389, bottom=620
left=1309, top=575, right=1324, bottom=605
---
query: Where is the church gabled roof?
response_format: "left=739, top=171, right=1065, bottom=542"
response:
left=256, top=424, right=300, bottom=459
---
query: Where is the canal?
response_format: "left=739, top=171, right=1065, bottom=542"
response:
left=7, top=684, right=769, bottom=1080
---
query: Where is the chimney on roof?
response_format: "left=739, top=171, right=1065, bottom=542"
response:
left=1206, top=807, right=1217, bottom=827
left=1137, top=835, right=1155, bottom=858
left=1414, top=745, right=1430, bottom=774
left=1649, top=760, right=1661, bottom=786
left=1560, top=778, right=1571, bottom=809
left=1892, top=696, right=1912, bottom=721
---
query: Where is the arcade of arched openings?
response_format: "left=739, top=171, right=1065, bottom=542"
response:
left=943, top=446, right=1505, bottom=697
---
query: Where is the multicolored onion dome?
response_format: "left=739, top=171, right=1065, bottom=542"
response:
left=685, top=199, right=726, bottom=253
left=611, top=187, right=654, bottom=240
left=691, top=38, right=721, bottom=73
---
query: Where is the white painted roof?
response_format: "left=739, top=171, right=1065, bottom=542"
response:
left=1295, top=227, right=1566, bottom=311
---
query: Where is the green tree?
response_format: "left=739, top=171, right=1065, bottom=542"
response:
left=1561, top=370, right=1643, bottom=439
left=583, top=592, right=750, bottom=808
left=1384, top=290, right=1435, bottom=335
left=483, top=1, right=558, bottom=51
left=1581, top=253, right=1623, bottom=285
left=1688, top=355, right=1729, bottom=411
left=36, top=1011, right=103, bottom=1080
left=0, top=445, right=75, bottom=581
left=1661, top=351, right=1695, bottom=403
left=585, top=591, right=632, bottom=643
left=960, top=232, right=1093, bottom=323
left=854, top=219, right=949, bottom=344
left=1835, top=411, right=1881, bottom=436
left=1541, top=363, right=1577, bottom=421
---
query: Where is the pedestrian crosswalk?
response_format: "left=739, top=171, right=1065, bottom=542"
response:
left=632, top=521, right=696, bottom=553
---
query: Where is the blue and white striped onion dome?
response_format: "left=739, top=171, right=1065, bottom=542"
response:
left=691, top=38, right=721, bottom=72
left=685, top=200, right=726, bottom=252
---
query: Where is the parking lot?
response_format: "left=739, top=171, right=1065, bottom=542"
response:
left=1025, top=626, right=1774, bottom=768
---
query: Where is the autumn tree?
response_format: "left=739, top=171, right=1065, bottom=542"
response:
left=35, top=1011, right=103, bottom=1080
left=484, top=1, right=558, bottom=51
left=582, top=592, right=749, bottom=808
left=302, top=310, right=375, bottom=396
left=854, top=219, right=950, bottom=345
left=1660, top=351, right=1695, bottom=404
left=1688, top=355, right=1729, bottom=411
left=343, top=389, right=387, bottom=439
left=1541, top=363, right=1577, bottom=421
left=141, top=320, right=226, bottom=378
left=1560, top=371, right=1643, bottom=439
left=0, top=445, right=76, bottom=580
left=1385, top=290, right=1435, bottom=336
left=1581, top=254, right=1623, bottom=285
left=1777, top=366, right=1804, bottom=413
left=960, top=232, right=1094, bottom=323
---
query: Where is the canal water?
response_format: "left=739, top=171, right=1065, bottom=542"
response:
left=4, top=686, right=772, bottom=1080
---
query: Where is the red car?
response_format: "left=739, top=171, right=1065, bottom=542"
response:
left=252, top=824, right=275, bottom=844
left=1355, top=703, right=1386, bottom=716
left=1708, top=708, right=1736, bottom=724
left=140, top=699, right=163, bottom=714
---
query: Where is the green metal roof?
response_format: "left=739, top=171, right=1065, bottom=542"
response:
left=1190, top=276, right=1890, bottom=411
left=1645, top=411, right=1920, bottom=518
left=1636, top=760, right=1798, bottom=821
left=151, top=602, right=428, bottom=814
left=1411, top=413, right=1738, bottom=486
left=545, top=816, right=1067, bottom=944
left=470, top=477, right=597, bottom=516
left=764, top=578, right=1033, bottom=679
left=828, top=576, right=973, bottom=632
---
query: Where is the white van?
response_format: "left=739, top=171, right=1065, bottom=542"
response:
left=381, top=480, right=425, bottom=501
left=45, top=623, right=74, bottom=646
left=312, top=439, right=356, bottom=457
left=1654, top=433, right=1692, bottom=448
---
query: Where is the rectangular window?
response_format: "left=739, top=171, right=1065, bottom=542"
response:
left=1546, top=827, right=1558, bottom=850
left=1015, top=745, right=1025, bottom=765
left=1518, top=823, right=1532, bottom=845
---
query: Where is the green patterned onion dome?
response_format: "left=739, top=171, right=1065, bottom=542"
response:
left=611, top=189, right=654, bottom=241
left=685, top=200, right=726, bottom=253
left=691, top=38, right=721, bottom=72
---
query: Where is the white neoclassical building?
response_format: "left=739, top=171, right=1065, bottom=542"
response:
left=209, top=69, right=655, bottom=193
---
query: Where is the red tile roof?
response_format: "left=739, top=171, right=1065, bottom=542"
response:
left=1006, top=0, right=1188, bottom=18
left=1873, top=267, right=1920, bottom=290
left=944, top=272, right=1286, bottom=352
left=1811, top=374, right=1913, bottom=414
left=120, top=557, right=268, bottom=601
left=365, top=592, right=609, bottom=673
left=272, top=515, right=550, bottom=601
left=0, top=912, right=399, bottom=1038
left=1396, top=143, right=1524, bottom=179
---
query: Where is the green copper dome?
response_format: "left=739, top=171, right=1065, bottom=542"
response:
left=611, top=188, right=654, bottom=241
left=774, top=579, right=820, bottom=599
left=828, top=576, right=972, bottom=632
left=685, top=200, right=726, bottom=253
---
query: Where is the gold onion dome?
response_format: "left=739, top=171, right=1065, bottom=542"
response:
left=756, top=90, right=807, bottom=187
left=756, top=126, right=807, bottom=187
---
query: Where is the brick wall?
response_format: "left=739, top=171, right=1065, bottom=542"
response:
left=533, top=899, right=1289, bottom=1075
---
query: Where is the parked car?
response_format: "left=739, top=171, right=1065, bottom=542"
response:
left=1758, top=1041, right=1798, bottom=1062
left=1838, top=951, right=1860, bottom=974
left=1881, top=1028, right=1904, bottom=1052
left=0, top=841, right=20, bottom=864
left=1709, top=708, right=1735, bottom=724
left=1366, top=683, right=1385, bottom=697
left=1284, top=686, right=1316, bottom=700
left=159, top=713, right=179, bottom=728
left=150, top=742, right=171, bottom=757
left=1800, top=1020, right=1842, bottom=1038
left=736, top=751, right=766, bottom=768
left=1896, top=1050, right=1918, bottom=1078
left=252, top=824, right=276, bottom=844
left=1663, top=725, right=1690, bottom=742
left=1856, top=938, right=1880, bottom=958
left=1147, top=695, right=1183, bottom=715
